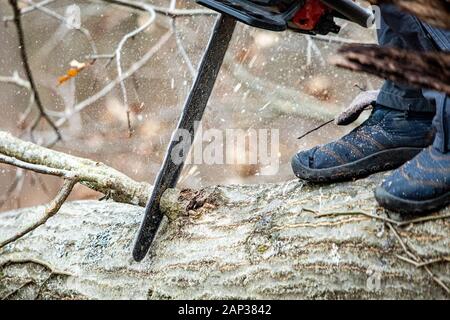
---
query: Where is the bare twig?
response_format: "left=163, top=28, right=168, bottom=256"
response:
left=0, top=258, right=72, bottom=276
left=0, top=131, right=152, bottom=206
left=396, top=254, right=450, bottom=268
left=397, top=213, right=450, bottom=227
left=316, top=209, right=450, bottom=227
left=1, top=280, right=34, bottom=300
left=2, top=0, right=57, bottom=22
left=7, top=0, right=61, bottom=142
left=172, top=19, right=196, bottom=79
left=316, top=209, right=401, bottom=224
left=297, top=119, right=334, bottom=140
left=387, top=223, right=450, bottom=294
left=101, top=0, right=156, bottom=136
left=305, top=35, right=326, bottom=67
left=0, top=258, right=73, bottom=298
left=0, top=154, right=73, bottom=178
left=55, top=29, right=173, bottom=129
left=0, top=129, right=155, bottom=249
left=314, top=208, right=450, bottom=294
left=311, top=34, right=367, bottom=45
left=0, top=169, right=26, bottom=210
left=98, top=0, right=201, bottom=134
left=1, top=0, right=256, bottom=140
left=0, top=178, right=77, bottom=249
left=22, top=0, right=98, bottom=57
left=0, top=71, right=31, bottom=89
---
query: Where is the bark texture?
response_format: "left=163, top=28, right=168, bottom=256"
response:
left=1, top=174, right=449, bottom=299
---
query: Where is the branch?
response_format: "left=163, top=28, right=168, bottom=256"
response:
left=2, top=0, right=57, bottom=22
left=0, top=131, right=151, bottom=206
left=1, top=181, right=449, bottom=299
left=0, top=178, right=77, bottom=249
left=7, top=0, right=62, bottom=142
left=93, top=0, right=157, bottom=136
left=0, top=71, right=31, bottom=89
left=396, top=255, right=450, bottom=268
left=100, top=0, right=216, bottom=18
left=1, top=280, right=34, bottom=300
left=315, top=209, right=450, bottom=227
left=0, top=129, right=155, bottom=249
left=367, top=0, right=450, bottom=30
left=0, top=258, right=72, bottom=299
left=386, top=222, right=450, bottom=294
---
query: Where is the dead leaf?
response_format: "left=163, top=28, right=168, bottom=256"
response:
left=57, top=60, right=91, bottom=86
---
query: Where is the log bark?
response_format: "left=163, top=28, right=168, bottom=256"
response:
left=1, top=174, right=449, bottom=299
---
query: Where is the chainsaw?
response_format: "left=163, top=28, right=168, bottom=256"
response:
left=198, top=0, right=373, bottom=34
left=133, top=0, right=374, bottom=261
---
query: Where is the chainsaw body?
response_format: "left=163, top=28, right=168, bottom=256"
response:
left=197, top=0, right=372, bottom=35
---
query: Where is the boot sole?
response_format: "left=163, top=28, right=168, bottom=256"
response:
left=291, top=147, right=423, bottom=183
left=375, top=186, right=450, bottom=215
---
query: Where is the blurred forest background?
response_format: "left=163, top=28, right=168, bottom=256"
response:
left=0, top=0, right=380, bottom=212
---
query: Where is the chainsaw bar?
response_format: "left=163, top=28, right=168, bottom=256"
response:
left=132, top=15, right=237, bottom=262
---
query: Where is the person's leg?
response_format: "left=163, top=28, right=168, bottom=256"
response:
left=375, top=94, right=450, bottom=214
left=291, top=4, right=435, bottom=183
left=376, top=4, right=435, bottom=114
left=374, top=12, right=450, bottom=214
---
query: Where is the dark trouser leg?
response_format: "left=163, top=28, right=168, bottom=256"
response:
left=376, top=4, right=436, bottom=113
left=427, top=92, right=450, bottom=153
left=378, top=4, right=450, bottom=150
left=420, top=20, right=450, bottom=152
left=374, top=8, right=450, bottom=213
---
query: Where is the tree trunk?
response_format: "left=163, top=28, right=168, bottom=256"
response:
left=0, top=174, right=449, bottom=300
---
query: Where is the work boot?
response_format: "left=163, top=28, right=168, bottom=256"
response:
left=291, top=105, right=435, bottom=182
left=375, top=146, right=450, bottom=215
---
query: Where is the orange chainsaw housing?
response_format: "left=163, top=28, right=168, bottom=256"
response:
left=292, top=0, right=331, bottom=31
